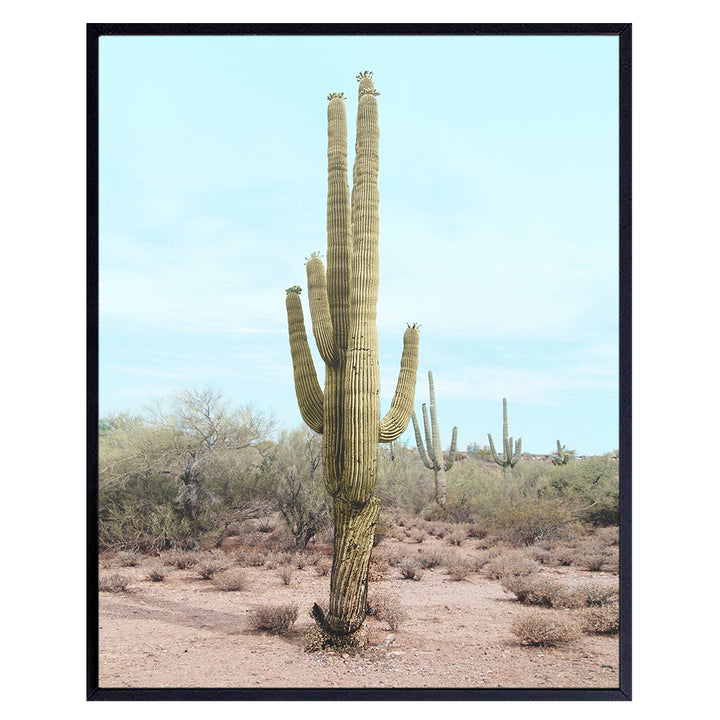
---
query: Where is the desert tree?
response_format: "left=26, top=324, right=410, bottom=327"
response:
left=271, top=426, right=330, bottom=549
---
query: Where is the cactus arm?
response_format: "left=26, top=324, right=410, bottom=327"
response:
left=411, top=411, right=434, bottom=470
left=326, top=95, right=352, bottom=352
left=445, top=426, right=458, bottom=471
left=378, top=325, right=420, bottom=443
left=422, top=403, right=436, bottom=466
left=285, top=289, right=324, bottom=433
left=427, top=371, right=445, bottom=473
left=306, top=257, right=339, bottom=365
left=511, top=438, right=522, bottom=467
left=488, top=432, right=503, bottom=466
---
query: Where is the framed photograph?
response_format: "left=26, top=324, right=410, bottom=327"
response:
left=88, top=23, right=631, bottom=700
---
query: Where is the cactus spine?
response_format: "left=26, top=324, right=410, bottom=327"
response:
left=285, top=71, right=419, bottom=641
left=488, top=398, right=522, bottom=479
left=411, top=371, right=458, bottom=506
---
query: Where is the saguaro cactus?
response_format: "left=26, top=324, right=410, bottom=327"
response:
left=411, top=371, right=458, bottom=506
left=285, top=71, right=419, bottom=643
left=551, top=440, right=574, bottom=465
left=488, top=398, right=522, bottom=479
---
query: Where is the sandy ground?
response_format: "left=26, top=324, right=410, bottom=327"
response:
left=97, top=537, right=619, bottom=690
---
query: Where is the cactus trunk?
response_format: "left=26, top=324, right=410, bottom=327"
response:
left=286, top=74, right=419, bottom=645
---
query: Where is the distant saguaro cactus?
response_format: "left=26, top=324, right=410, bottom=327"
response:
left=551, top=440, right=574, bottom=465
left=488, top=398, right=522, bottom=479
left=285, top=71, right=419, bottom=645
left=411, top=371, right=458, bottom=506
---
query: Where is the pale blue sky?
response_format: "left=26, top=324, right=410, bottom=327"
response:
left=99, top=33, right=619, bottom=455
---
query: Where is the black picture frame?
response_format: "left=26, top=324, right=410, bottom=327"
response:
left=87, top=22, right=631, bottom=701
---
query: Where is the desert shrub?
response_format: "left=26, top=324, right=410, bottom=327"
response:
left=256, top=516, right=276, bottom=534
left=373, top=516, right=391, bottom=547
left=492, top=497, right=581, bottom=546
left=575, top=579, right=619, bottom=607
left=581, top=602, right=620, bottom=634
left=368, top=556, right=390, bottom=581
left=468, top=551, right=492, bottom=572
left=315, top=558, right=331, bottom=576
left=553, top=547, right=577, bottom=566
left=530, top=546, right=557, bottom=566
left=212, top=569, right=248, bottom=591
left=248, top=603, right=299, bottom=634
left=197, top=557, right=229, bottom=579
left=99, top=573, right=130, bottom=593
left=511, top=610, right=581, bottom=646
left=271, top=427, right=330, bottom=549
left=164, top=550, right=199, bottom=569
left=501, top=573, right=568, bottom=608
left=465, top=522, right=488, bottom=539
left=577, top=553, right=606, bottom=572
left=409, top=528, right=426, bottom=544
left=596, top=526, right=619, bottom=546
left=278, top=565, right=294, bottom=585
left=485, top=550, right=539, bottom=580
left=446, top=528, right=468, bottom=546
left=265, top=551, right=294, bottom=570
left=418, top=546, right=450, bottom=569
left=367, top=590, right=407, bottom=631
left=118, top=550, right=140, bottom=567
left=234, top=549, right=267, bottom=567
left=399, top=556, right=423, bottom=581
left=446, top=562, right=472, bottom=581
left=146, top=567, right=166, bottom=582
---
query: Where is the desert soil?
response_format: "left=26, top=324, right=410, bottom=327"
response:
left=97, top=537, right=619, bottom=690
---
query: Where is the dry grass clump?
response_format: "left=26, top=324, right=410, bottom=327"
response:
left=511, top=610, right=581, bottom=646
left=212, top=568, right=249, bottom=592
left=146, top=567, right=166, bottom=582
left=256, top=516, right=276, bottom=534
left=596, top=526, right=619, bottom=546
left=469, top=550, right=492, bottom=572
left=117, top=550, right=140, bottom=567
left=399, top=556, right=423, bottom=581
left=577, top=553, right=606, bottom=572
left=99, top=573, right=130, bottom=593
left=418, top=546, right=450, bottom=569
left=485, top=550, right=539, bottom=580
left=234, top=549, right=267, bottom=567
left=248, top=603, right=299, bottom=634
left=367, top=589, right=407, bottom=631
left=502, top=573, right=618, bottom=610
left=278, top=565, right=294, bottom=585
left=409, top=528, right=426, bottom=543
left=446, top=562, right=473, bottom=581
left=574, top=579, right=619, bottom=607
left=314, top=558, right=331, bottom=576
left=446, top=528, right=468, bottom=546
left=581, top=602, right=620, bottom=634
left=164, top=550, right=199, bottom=569
left=197, top=557, right=229, bottom=579
left=264, top=551, right=294, bottom=570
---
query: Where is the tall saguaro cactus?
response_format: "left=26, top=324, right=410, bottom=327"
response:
left=411, top=371, right=458, bottom=506
left=488, top=398, right=522, bottom=479
left=285, top=72, right=419, bottom=643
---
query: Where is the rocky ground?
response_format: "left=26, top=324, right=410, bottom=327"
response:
left=97, top=533, right=620, bottom=690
